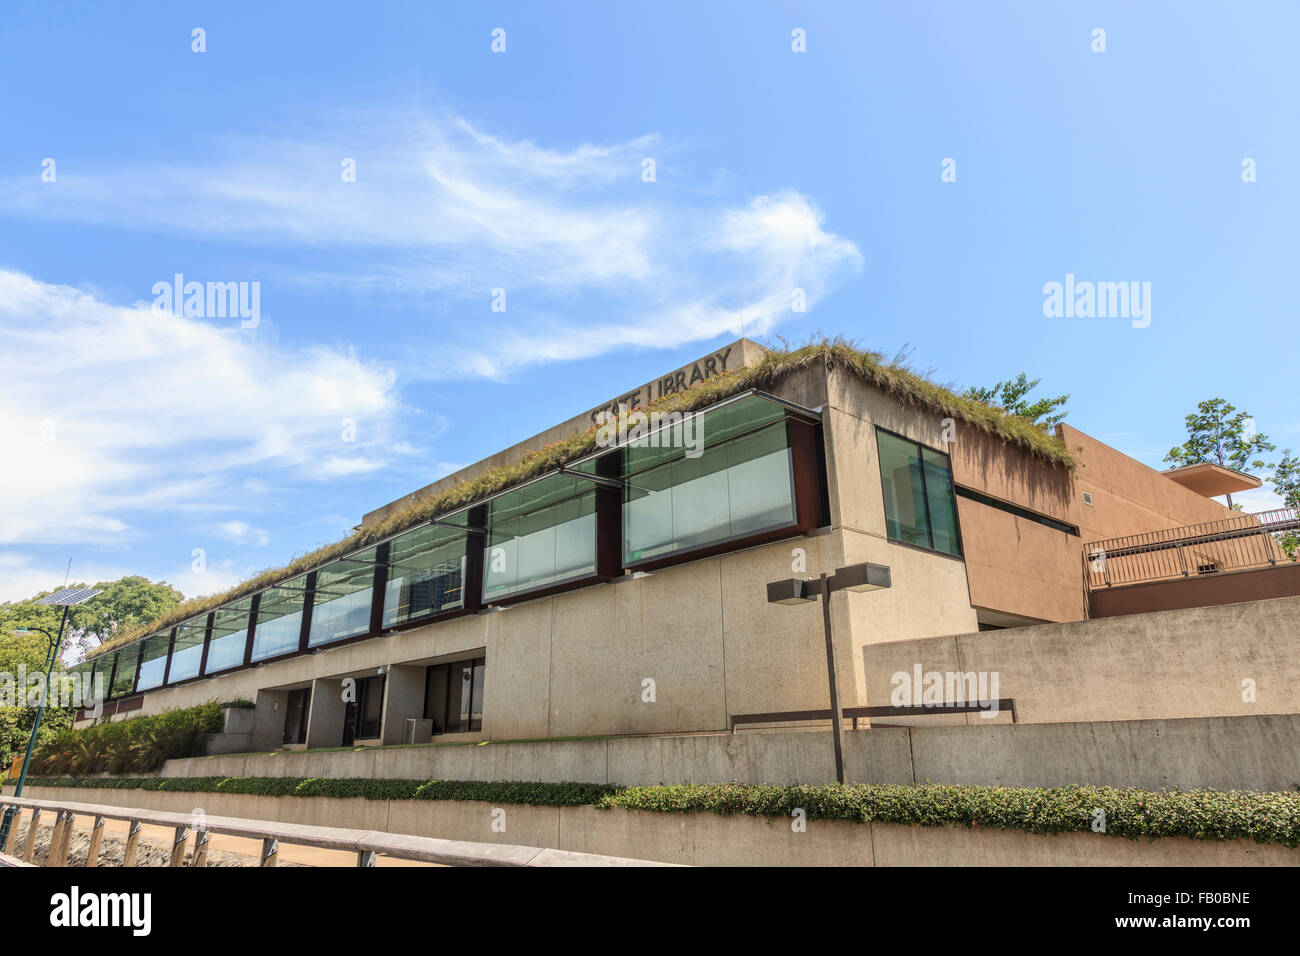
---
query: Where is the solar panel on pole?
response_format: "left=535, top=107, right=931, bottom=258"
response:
left=35, top=586, right=103, bottom=606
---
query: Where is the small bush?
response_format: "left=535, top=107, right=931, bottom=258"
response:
left=28, top=702, right=228, bottom=775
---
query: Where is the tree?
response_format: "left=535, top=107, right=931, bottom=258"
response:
left=0, top=575, right=184, bottom=770
left=964, top=373, right=1070, bottom=428
left=1269, top=450, right=1299, bottom=558
left=1164, top=398, right=1275, bottom=508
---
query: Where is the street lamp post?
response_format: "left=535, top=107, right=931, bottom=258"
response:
left=0, top=585, right=101, bottom=848
left=766, top=561, right=891, bottom=784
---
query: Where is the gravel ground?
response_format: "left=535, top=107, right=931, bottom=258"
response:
left=5, top=818, right=305, bottom=867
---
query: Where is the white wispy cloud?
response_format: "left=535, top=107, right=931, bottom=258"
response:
left=0, top=270, right=409, bottom=548
left=0, top=110, right=863, bottom=379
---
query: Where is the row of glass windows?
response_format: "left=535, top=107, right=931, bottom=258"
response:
left=81, top=395, right=821, bottom=699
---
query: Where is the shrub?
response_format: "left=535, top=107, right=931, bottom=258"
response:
left=27, top=701, right=228, bottom=775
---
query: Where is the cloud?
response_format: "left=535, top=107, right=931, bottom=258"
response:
left=0, top=110, right=862, bottom=379
left=0, top=270, right=408, bottom=547
left=215, top=521, right=271, bottom=547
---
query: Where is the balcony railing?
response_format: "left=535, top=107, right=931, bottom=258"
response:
left=1083, top=507, right=1299, bottom=591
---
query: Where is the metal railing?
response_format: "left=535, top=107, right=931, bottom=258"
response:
left=1083, top=507, right=1299, bottom=591
left=0, top=796, right=678, bottom=867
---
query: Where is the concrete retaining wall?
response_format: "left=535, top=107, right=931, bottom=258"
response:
left=17, top=785, right=1296, bottom=867
left=862, top=595, right=1300, bottom=725
left=158, top=712, right=1300, bottom=793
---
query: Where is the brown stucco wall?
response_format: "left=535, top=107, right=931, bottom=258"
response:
left=948, top=422, right=1236, bottom=623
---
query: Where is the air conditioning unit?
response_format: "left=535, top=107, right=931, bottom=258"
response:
left=403, top=718, right=434, bottom=745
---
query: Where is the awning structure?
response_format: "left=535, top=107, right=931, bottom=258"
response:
left=1161, top=462, right=1262, bottom=499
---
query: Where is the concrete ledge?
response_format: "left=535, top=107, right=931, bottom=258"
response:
left=18, top=785, right=1297, bottom=867
left=160, top=712, right=1300, bottom=793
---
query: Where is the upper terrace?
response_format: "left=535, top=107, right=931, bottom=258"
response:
left=1083, top=507, right=1300, bottom=617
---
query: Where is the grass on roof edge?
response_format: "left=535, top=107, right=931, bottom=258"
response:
left=89, top=338, right=1075, bottom=660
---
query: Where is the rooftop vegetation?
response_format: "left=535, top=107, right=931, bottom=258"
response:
left=87, top=338, right=1076, bottom=662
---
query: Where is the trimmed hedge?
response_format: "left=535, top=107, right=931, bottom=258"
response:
left=19, top=777, right=1300, bottom=848
left=27, top=702, right=229, bottom=776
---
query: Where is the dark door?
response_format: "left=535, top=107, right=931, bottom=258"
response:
left=341, top=675, right=384, bottom=746
left=282, top=687, right=310, bottom=745
left=341, top=698, right=357, bottom=746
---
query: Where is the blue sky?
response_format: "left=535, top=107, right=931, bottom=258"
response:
left=0, top=1, right=1295, bottom=603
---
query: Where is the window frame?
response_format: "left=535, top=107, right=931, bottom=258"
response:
left=874, top=425, right=965, bottom=559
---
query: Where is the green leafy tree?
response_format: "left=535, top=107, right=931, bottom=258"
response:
left=964, top=373, right=1070, bottom=428
left=0, top=575, right=184, bottom=771
left=1269, top=450, right=1299, bottom=558
left=1164, top=398, right=1275, bottom=508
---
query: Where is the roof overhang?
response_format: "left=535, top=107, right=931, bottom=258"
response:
left=1161, top=462, right=1262, bottom=498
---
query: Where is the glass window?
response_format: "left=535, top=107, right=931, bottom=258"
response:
left=207, top=601, right=252, bottom=673
left=309, top=551, right=377, bottom=648
left=424, top=658, right=484, bottom=734
left=252, top=576, right=306, bottom=661
left=876, top=429, right=962, bottom=557
left=109, top=648, right=138, bottom=697
left=167, top=619, right=206, bottom=682
left=922, top=448, right=962, bottom=557
left=135, top=632, right=172, bottom=691
left=624, top=419, right=796, bottom=563
left=483, top=475, right=597, bottom=601
left=383, top=525, right=468, bottom=627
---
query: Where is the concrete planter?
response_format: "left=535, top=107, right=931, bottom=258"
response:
left=19, top=784, right=1298, bottom=867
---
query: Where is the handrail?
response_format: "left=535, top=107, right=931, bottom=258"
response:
left=0, top=796, right=679, bottom=867
left=1083, top=508, right=1298, bottom=590
left=730, top=700, right=1018, bottom=732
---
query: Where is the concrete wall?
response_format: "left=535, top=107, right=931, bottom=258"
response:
left=17, top=784, right=1296, bottom=867
left=161, top=712, right=1300, bottom=794
left=863, top=595, right=1300, bottom=724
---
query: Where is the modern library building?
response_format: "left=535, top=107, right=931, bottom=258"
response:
left=72, top=339, right=1291, bottom=751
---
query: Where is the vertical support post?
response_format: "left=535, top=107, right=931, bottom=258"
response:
left=357, top=849, right=376, bottom=867
left=368, top=542, right=391, bottom=636
left=122, top=819, right=142, bottom=867
left=2, top=809, right=21, bottom=854
left=168, top=824, right=190, bottom=867
left=197, top=612, right=215, bottom=678
left=819, top=572, right=846, bottom=785
left=242, top=594, right=261, bottom=668
left=49, top=809, right=70, bottom=866
left=190, top=828, right=210, bottom=868
left=260, top=837, right=278, bottom=867
left=297, top=571, right=317, bottom=654
left=85, top=815, right=105, bottom=867
left=22, top=808, right=41, bottom=862
left=161, top=626, right=177, bottom=687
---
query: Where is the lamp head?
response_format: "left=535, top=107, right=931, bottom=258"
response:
left=766, top=578, right=816, bottom=605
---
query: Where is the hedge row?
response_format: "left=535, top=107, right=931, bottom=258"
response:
left=19, top=777, right=1300, bottom=848
left=28, top=702, right=230, bottom=776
